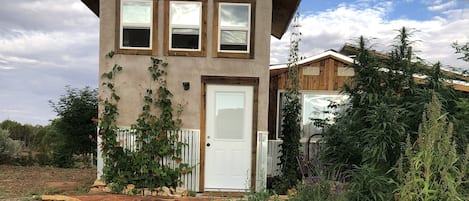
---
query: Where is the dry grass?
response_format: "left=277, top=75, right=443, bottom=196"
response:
left=0, top=165, right=95, bottom=199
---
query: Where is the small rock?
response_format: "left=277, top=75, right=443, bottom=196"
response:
left=41, top=195, right=80, bottom=201
left=170, top=187, right=175, bottom=194
left=126, top=184, right=135, bottom=190
left=162, top=186, right=171, bottom=196
left=175, top=186, right=188, bottom=196
left=143, top=188, right=152, bottom=196
left=92, top=180, right=106, bottom=187
left=103, top=186, right=111, bottom=193
left=158, top=191, right=168, bottom=196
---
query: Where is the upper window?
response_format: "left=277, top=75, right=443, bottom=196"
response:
left=218, top=3, right=251, bottom=53
left=164, top=0, right=206, bottom=56
left=120, top=0, right=153, bottom=50
left=169, top=1, right=202, bottom=50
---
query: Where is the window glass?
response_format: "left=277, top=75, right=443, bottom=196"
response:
left=220, top=30, right=247, bottom=51
left=302, top=93, right=349, bottom=137
left=215, top=92, right=245, bottom=140
left=123, top=28, right=151, bottom=47
left=220, top=30, right=247, bottom=45
left=122, top=1, right=152, bottom=24
left=170, top=2, right=201, bottom=50
left=170, top=2, right=200, bottom=26
left=218, top=3, right=250, bottom=52
left=121, top=0, right=152, bottom=49
left=220, top=4, right=249, bottom=27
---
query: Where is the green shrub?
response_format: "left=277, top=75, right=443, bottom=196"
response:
left=0, top=129, right=21, bottom=161
left=288, top=181, right=347, bottom=201
left=35, top=152, right=52, bottom=166
left=247, top=189, right=274, bottom=201
left=52, top=145, right=74, bottom=168
left=271, top=175, right=292, bottom=195
left=346, top=165, right=394, bottom=201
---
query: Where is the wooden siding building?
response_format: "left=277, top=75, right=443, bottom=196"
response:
left=268, top=50, right=354, bottom=139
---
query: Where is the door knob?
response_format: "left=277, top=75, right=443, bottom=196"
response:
left=206, top=143, right=211, bottom=147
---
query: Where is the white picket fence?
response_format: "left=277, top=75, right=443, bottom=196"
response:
left=97, top=129, right=269, bottom=192
left=97, top=128, right=201, bottom=191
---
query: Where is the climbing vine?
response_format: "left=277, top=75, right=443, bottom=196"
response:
left=276, top=13, right=302, bottom=194
left=99, top=53, right=189, bottom=192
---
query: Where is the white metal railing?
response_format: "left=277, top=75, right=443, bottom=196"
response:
left=267, top=139, right=322, bottom=177
left=97, top=128, right=201, bottom=191
left=267, top=140, right=282, bottom=177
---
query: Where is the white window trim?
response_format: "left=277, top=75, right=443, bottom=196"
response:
left=169, top=1, right=202, bottom=51
left=217, top=3, right=251, bottom=53
left=120, top=0, right=153, bottom=50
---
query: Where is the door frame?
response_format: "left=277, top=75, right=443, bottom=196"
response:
left=200, top=76, right=259, bottom=192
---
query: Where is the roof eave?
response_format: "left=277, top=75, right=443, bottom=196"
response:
left=271, top=0, right=301, bottom=39
left=82, top=0, right=99, bottom=17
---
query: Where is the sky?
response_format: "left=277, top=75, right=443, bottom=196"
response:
left=0, top=0, right=468, bottom=126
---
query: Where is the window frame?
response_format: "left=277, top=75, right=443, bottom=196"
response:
left=213, top=0, right=255, bottom=59
left=164, top=0, right=207, bottom=57
left=276, top=90, right=349, bottom=140
left=115, top=0, right=158, bottom=55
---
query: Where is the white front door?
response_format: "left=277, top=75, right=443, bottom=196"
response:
left=205, top=84, right=253, bottom=191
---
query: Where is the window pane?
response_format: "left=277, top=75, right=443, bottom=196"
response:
left=122, top=1, right=152, bottom=24
left=171, top=28, right=199, bottom=49
left=171, top=2, right=201, bottom=26
left=220, top=4, right=249, bottom=27
left=215, top=92, right=245, bottom=140
left=123, top=28, right=150, bottom=47
left=302, top=94, right=348, bottom=136
left=220, top=30, right=247, bottom=51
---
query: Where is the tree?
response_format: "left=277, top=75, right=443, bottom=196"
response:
left=50, top=86, right=98, bottom=158
left=452, top=42, right=469, bottom=62
left=0, top=120, right=35, bottom=148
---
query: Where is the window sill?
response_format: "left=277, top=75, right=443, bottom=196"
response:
left=214, top=52, right=253, bottom=59
left=166, top=50, right=206, bottom=57
left=116, top=49, right=154, bottom=56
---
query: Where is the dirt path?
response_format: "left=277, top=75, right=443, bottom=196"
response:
left=0, top=165, right=95, bottom=199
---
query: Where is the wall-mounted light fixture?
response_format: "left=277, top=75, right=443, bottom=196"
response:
left=183, top=82, right=190, bottom=91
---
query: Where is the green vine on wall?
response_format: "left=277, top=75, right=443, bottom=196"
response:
left=99, top=52, right=189, bottom=192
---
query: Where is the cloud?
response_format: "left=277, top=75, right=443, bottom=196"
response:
left=270, top=2, right=469, bottom=72
left=0, top=0, right=99, bottom=125
left=428, top=0, right=457, bottom=11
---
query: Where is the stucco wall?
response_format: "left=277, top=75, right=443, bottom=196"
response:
left=99, top=0, right=272, bottom=131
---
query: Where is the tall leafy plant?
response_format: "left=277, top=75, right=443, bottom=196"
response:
left=396, top=94, right=469, bottom=200
left=277, top=14, right=302, bottom=193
